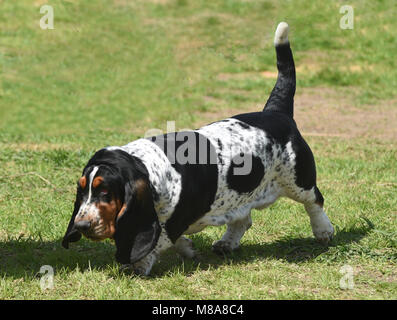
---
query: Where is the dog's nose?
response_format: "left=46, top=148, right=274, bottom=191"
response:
left=74, top=220, right=91, bottom=232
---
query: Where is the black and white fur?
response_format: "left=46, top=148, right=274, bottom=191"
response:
left=63, top=22, right=334, bottom=276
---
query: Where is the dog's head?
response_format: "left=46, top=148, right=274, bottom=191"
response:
left=62, top=148, right=161, bottom=264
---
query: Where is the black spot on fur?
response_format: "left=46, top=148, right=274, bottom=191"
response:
left=216, top=139, right=225, bottom=166
left=149, top=131, right=219, bottom=243
left=266, top=143, right=273, bottom=154
left=236, top=121, right=251, bottom=129
left=232, top=111, right=318, bottom=191
left=226, top=154, right=264, bottom=194
left=217, top=138, right=223, bottom=151
left=314, top=186, right=324, bottom=207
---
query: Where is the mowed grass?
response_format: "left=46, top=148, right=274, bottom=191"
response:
left=0, top=0, right=396, bottom=299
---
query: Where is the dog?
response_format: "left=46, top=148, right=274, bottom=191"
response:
left=62, top=22, right=334, bottom=275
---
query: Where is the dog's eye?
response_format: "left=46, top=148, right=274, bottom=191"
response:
left=100, top=189, right=109, bottom=196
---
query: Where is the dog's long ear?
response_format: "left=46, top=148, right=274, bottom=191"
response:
left=62, top=195, right=82, bottom=249
left=114, top=178, right=161, bottom=264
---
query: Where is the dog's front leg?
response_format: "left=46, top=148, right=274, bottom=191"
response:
left=131, top=251, right=158, bottom=276
left=212, top=213, right=252, bottom=255
left=124, top=228, right=174, bottom=276
left=120, top=251, right=157, bottom=276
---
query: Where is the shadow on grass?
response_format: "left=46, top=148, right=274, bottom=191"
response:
left=0, top=238, right=116, bottom=279
left=153, top=219, right=375, bottom=277
left=0, top=219, right=374, bottom=279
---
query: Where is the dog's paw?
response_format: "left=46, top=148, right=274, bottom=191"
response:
left=313, top=222, right=335, bottom=245
left=175, top=236, right=196, bottom=259
left=132, top=265, right=151, bottom=276
left=212, top=240, right=236, bottom=255
left=119, top=264, right=134, bottom=275
left=119, top=262, right=151, bottom=277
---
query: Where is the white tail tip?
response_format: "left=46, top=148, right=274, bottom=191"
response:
left=274, top=22, right=289, bottom=46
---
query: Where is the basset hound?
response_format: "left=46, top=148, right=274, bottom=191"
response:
left=62, top=22, right=334, bottom=275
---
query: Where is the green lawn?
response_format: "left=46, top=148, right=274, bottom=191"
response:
left=0, top=0, right=396, bottom=299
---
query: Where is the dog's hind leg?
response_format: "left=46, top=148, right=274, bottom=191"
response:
left=286, top=185, right=334, bottom=244
left=212, top=213, right=252, bottom=255
left=303, top=187, right=334, bottom=244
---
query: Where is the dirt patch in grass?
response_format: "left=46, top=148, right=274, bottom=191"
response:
left=194, top=87, right=397, bottom=142
left=3, top=90, right=395, bottom=154
left=217, top=71, right=278, bottom=81
left=355, top=265, right=397, bottom=284
left=294, top=88, right=397, bottom=141
left=114, top=0, right=170, bottom=5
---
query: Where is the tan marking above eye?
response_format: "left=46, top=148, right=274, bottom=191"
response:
left=116, top=204, right=127, bottom=220
left=93, top=176, right=104, bottom=189
left=79, top=176, right=87, bottom=189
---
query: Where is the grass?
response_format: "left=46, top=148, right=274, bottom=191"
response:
left=0, top=0, right=396, bottom=299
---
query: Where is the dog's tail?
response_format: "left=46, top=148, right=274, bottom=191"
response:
left=263, top=22, right=296, bottom=118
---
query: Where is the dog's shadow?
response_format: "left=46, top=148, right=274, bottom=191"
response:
left=0, top=238, right=116, bottom=280
left=0, top=219, right=374, bottom=279
left=153, top=219, right=374, bottom=277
